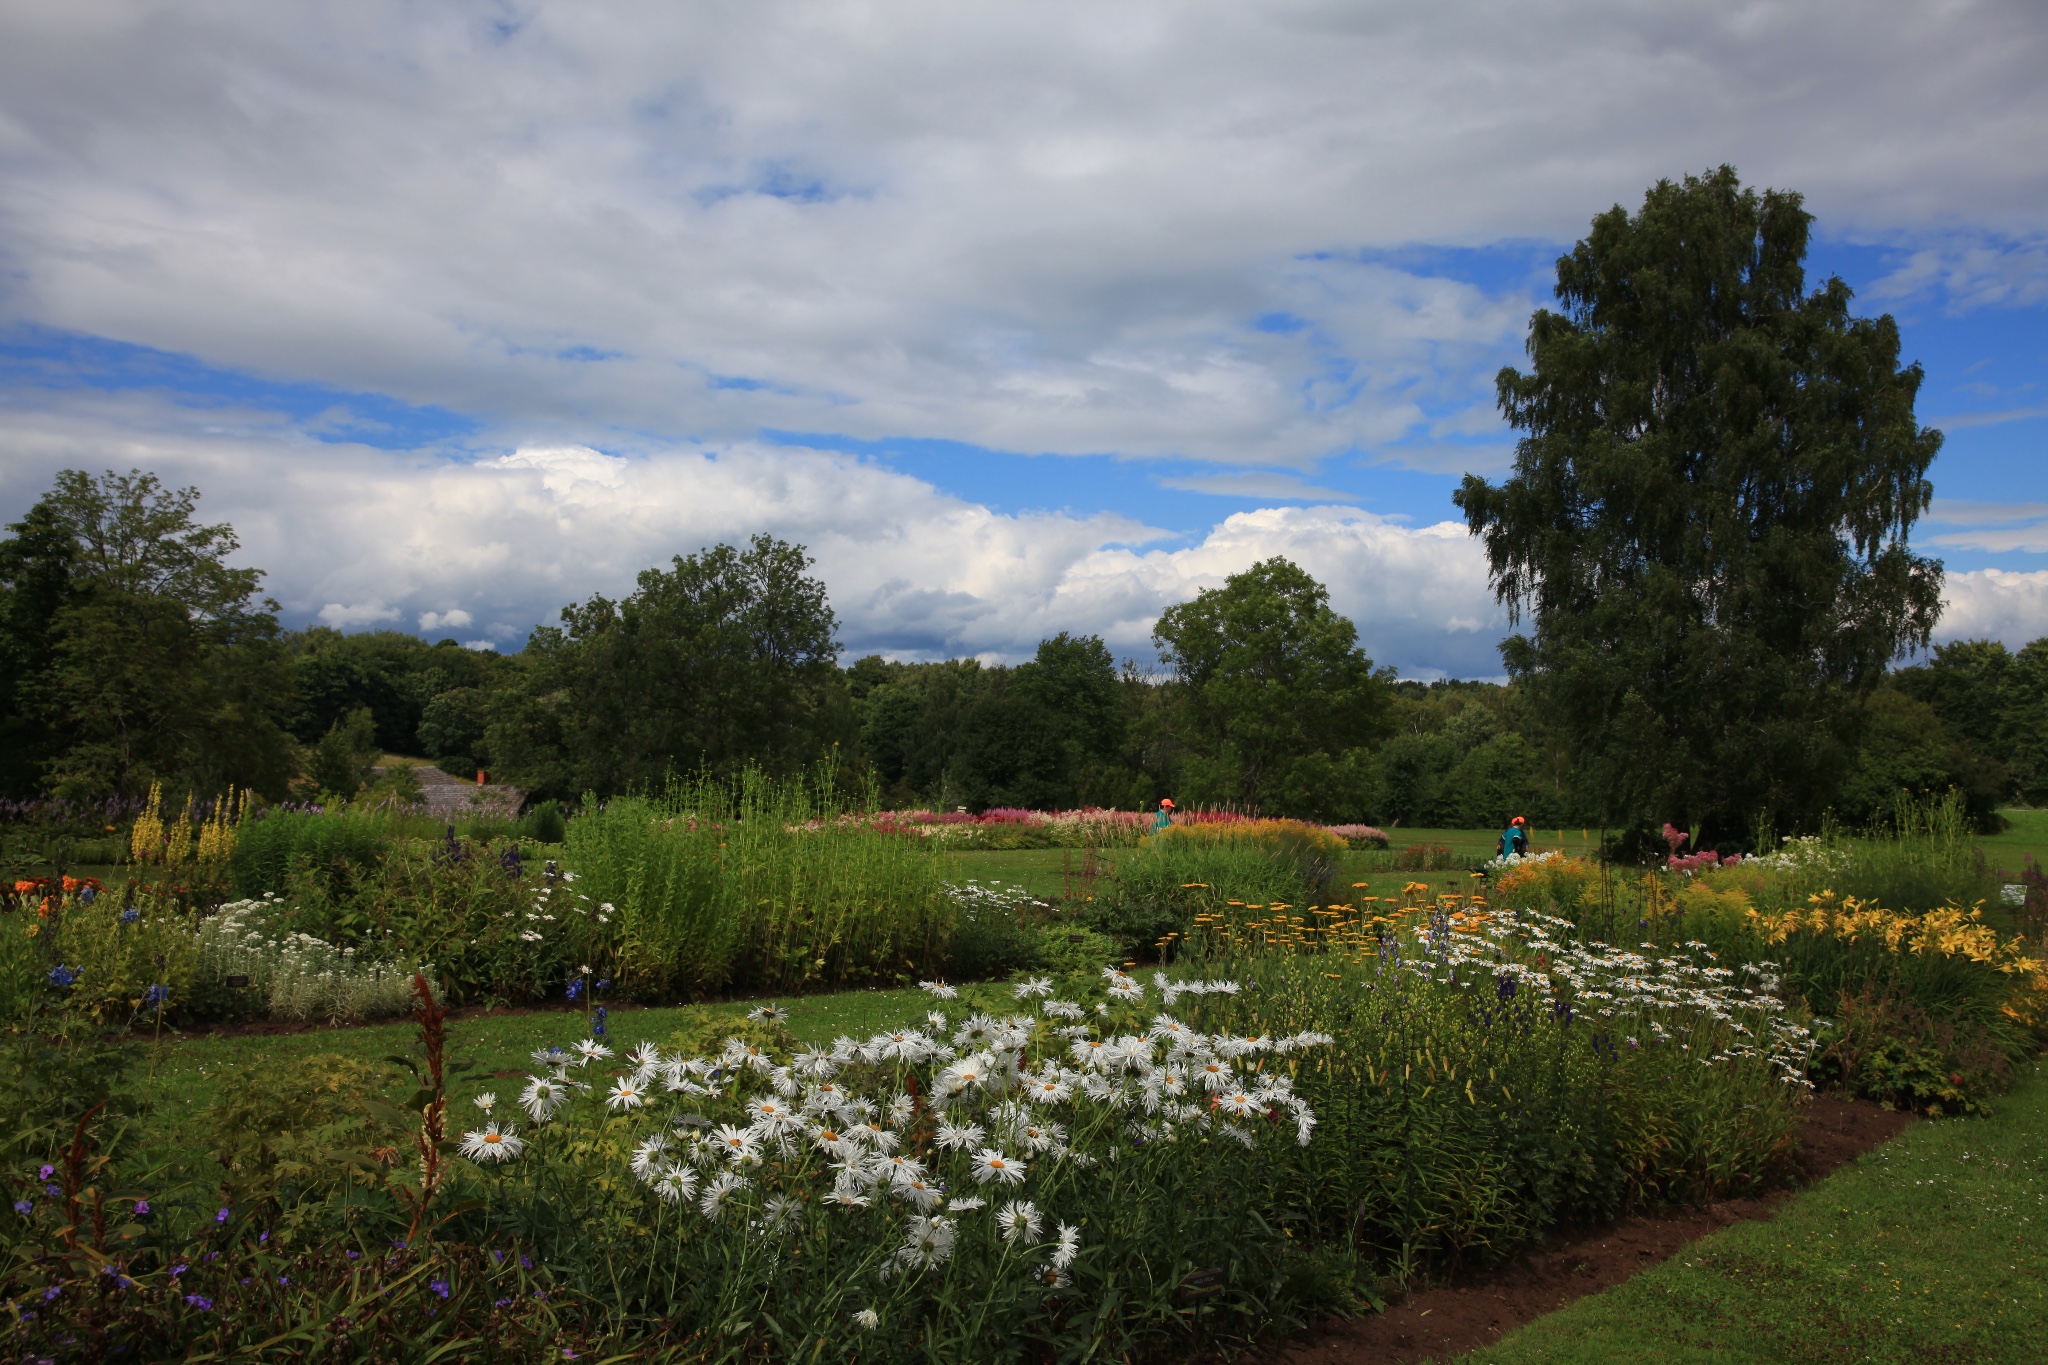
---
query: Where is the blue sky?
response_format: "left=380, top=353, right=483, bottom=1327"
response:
left=1, top=2, right=2044, bottom=676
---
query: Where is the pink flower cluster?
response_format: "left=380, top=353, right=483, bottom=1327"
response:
left=1667, top=850, right=1741, bottom=873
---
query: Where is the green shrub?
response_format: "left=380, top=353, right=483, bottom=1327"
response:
left=1088, top=821, right=1339, bottom=953
left=229, top=807, right=391, bottom=899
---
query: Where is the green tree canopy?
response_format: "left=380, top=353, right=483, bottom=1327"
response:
left=489, top=535, right=848, bottom=797
left=1152, top=556, right=1390, bottom=817
left=1453, top=167, right=1943, bottom=840
left=0, top=469, right=297, bottom=799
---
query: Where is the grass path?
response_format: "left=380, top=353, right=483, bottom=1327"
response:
left=1460, top=1058, right=2048, bottom=1365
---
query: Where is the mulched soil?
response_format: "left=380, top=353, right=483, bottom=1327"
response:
left=1245, top=1095, right=1915, bottom=1364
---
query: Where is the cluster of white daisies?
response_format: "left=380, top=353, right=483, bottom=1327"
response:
left=461, top=968, right=1330, bottom=1299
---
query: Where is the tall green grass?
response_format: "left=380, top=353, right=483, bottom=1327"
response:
left=1087, top=821, right=1342, bottom=951
left=562, top=770, right=955, bottom=997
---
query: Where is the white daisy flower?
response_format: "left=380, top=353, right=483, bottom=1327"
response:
left=918, top=979, right=959, bottom=1000
left=1051, top=1223, right=1081, bottom=1269
left=607, top=1076, right=649, bottom=1111
left=1025, top=1071, right=1073, bottom=1105
left=712, top=1124, right=759, bottom=1164
left=852, top=1308, right=879, bottom=1331
left=625, top=1042, right=665, bottom=1070
left=898, top=1214, right=957, bottom=1266
left=572, top=1039, right=613, bottom=1065
left=630, top=1134, right=672, bottom=1181
left=887, top=1093, right=916, bottom=1126
left=458, top=1123, right=524, bottom=1162
left=1013, top=977, right=1053, bottom=999
left=851, top=1121, right=900, bottom=1152
left=652, top=1162, right=699, bottom=1204
left=1019, top=1121, right=1065, bottom=1153
left=719, top=1038, right=775, bottom=1074
left=998, top=1199, right=1043, bottom=1243
left=472, top=1091, right=497, bottom=1113
left=1195, top=1057, right=1233, bottom=1091
left=895, top=1177, right=943, bottom=1211
left=945, top=1195, right=986, bottom=1213
left=530, top=1046, right=571, bottom=1069
left=970, top=1148, right=1027, bottom=1186
left=791, top=1047, right=837, bottom=1080
left=1041, top=998, right=1085, bottom=1021
left=934, top=1120, right=985, bottom=1151
left=1216, top=1090, right=1259, bottom=1117
left=520, top=1075, right=568, bottom=1122
left=939, top=1055, right=992, bottom=1095
left=745, top=1096, right=797, bottom=1134
left=746, top=1004, right=789, bottom=1023
left=698, top=1171, right=749, bottom=1221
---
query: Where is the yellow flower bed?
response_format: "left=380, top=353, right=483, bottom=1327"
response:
left=1747, top=892, right=2048, bottom=1026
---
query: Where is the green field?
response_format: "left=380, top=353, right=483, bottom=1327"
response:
left=1463, top=1057, right=2048, bottom=1364
left=1978, top=807, right=2048, bottom=876
left=125, top=979, right=1037, bottom=1166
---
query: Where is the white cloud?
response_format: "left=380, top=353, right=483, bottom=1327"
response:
left=318, top=600, right=400, bottom=628
left=419, top=608, right=473, bottom=631
left=1936, top=569, right=2048, bottom=647
left=0, top=389, right=1507, bottom=675
left=0, top=1, right=2042, bottom=464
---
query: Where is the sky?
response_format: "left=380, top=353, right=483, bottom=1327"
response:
left=1, top=1, right=2044, bottom=679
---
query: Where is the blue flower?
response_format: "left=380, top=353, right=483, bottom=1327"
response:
left=594, top=978, right=611, bottom=993
left=46, top=964, right=77, bottom=989
left=119, top=906, right=139, bottom=924
left=430, top=1278, right=451, bottom=1299
left=215, top=1207, right=230, bottom=1223
left=143, top=983, right=168, bottom=1012
left=184, top=1294, right=213, bottom=1310
left=590, top=1006, right=608, bottom=1038
left=565, top=978, right=584, bottom=1002
left=12, top=1200, right=30, bottom=1216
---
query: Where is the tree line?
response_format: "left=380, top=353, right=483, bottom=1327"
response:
left=4, top=168, right=2038, bottom=842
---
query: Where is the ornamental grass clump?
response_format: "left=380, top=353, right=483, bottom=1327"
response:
left=563, top=769, right=953, bottom=996
left=468, top=971, right=1338, bottom=1360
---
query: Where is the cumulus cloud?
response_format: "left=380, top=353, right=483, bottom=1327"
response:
left=317, top=601, right=400, bottom=628
left=0, top=390, right=1507, bottom=675
left=0, top=1, right=2042, bottom=464
left=1936, top=569, right=2048, bottom=648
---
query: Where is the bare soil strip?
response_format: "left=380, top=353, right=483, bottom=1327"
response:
left=1248, top=1096, right=1915, bottom=1364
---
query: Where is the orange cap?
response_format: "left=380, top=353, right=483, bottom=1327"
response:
left=1160, top=798, right=1175, bottom=808
left=1511, top=815, right=1526, bottom=826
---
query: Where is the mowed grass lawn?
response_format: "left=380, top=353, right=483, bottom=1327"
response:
left=125, top=978, right=1037, bottom=1168
left=1463, top=1057, right=2048, bottom=1365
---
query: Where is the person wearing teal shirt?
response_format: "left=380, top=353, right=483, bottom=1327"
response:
left=1499, top=815, right=1528, bottom=860
left=1154, top=798, right=1175, bottom=832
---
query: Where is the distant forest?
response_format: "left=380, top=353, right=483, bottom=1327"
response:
left=3, top=470, right=2037, bottom=844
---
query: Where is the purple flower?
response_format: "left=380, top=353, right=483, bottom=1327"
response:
left=258, top=1230, right=269, bottom=1243
left=12, top=1200, right=30, bottom=1216
left=430, top=1278, right=451, bottom=1299
left=185, top=1294, right=214, bottom=1310
left=216, top=1207, right=230, bottom=1223
left=495, top=1296, right=511, bottom=1307
left=38, top=1165, right=54, bottom=1180
left=346, top=1250, right=359, bottom=1260
left=43, top=1285, right=60, bottom=1301
left=44, top=1184, right=60, bottom=1197
left=133, top=1199, right=151, bottom=1217
left=278, top=1275, right=289, bottom=1284
left=170, top=1264, right=187, bottom=1277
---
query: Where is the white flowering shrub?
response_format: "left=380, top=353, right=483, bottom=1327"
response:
left=197, top=898, right=434, bottom=1023
left=465, top=968, right=1335, bottom=1358
left=1746, top=834, right=1851, bottom=875
left=1480, top=847, right=1564, bottom=874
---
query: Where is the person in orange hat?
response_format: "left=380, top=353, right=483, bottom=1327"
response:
left=1500, top=815, right=1529, bottom=860
left=1154, top=797, right=1175, bottom=833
